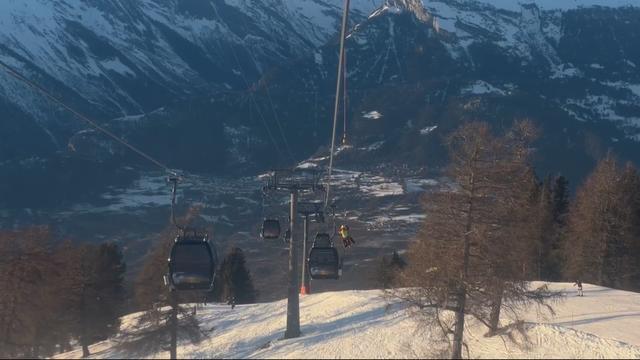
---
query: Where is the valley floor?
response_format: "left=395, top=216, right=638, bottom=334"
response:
left=57, top=282, right=640, bottom=359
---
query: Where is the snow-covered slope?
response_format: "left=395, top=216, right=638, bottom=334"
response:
left=57, top=283, right=640, bottom=359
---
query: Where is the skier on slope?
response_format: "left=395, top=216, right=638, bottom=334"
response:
left=573, top=279, right=583, bottom=297
left=338, top=224, right=355, bottom=248
left=227, top=295, right=236, bottom=309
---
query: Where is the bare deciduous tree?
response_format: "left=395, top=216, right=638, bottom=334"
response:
left=396, top=121, right=558, bottom=359
left=565, top=153, right=640, bottom=290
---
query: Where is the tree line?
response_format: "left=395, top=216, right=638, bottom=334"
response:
left=390, top=120, right=640, bottom=359
left=0, top=227, right=125, bottom=358
left=0, top=209, right=257, bottom=359
left=130, top=208, right=257, bottom=358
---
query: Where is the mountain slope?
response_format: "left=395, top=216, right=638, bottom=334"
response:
left=254, top=0, right=640, bottom=181
left=3, top=0, right=640, bottom=208
left=56, top=283, right=640, bottom=359
left=0, top=0, right=378, bottom=157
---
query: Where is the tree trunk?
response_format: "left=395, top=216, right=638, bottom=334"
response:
left=285, top=191, right=300, bottom=339
left=452, top=155, right=476, bottom=359
left=451, top=290, right=466, bottom=359
left=488, top=284, right=504, bottom=335
left=169, top=292, right=178, bottom=360
left=82, top=343, right=90, bottom=358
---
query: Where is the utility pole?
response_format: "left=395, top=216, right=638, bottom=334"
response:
left=300, top=213, right=310, bottom=295
left=169, top=292, right=178, bottom=360
left=297, top=201, right=324, bottom=295
left=263, top=169, right=324, bottom=340
left=285, top=190, right=300, bottom=338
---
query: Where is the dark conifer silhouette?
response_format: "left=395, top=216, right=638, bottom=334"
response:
left=217, top=247, right=257, bottom=305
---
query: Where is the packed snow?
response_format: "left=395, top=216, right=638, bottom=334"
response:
left=57, top=283, right=640, bottom=359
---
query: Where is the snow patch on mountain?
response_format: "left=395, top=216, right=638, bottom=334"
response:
left=473, top=0, right=640, bottom=12
left=552, top=64, right=583, bottom=79
left=363, top=110, right=383, bottom=119
left=462, top=81, right=506, bottom=95
left=419, top=125, right=438, bottom=135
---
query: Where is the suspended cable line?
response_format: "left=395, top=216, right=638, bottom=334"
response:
left=342, top=42, right=349, bottom=145
left=210, top=2, right=292, bottom=164
left=325, top=0, right=351, bottom=207
left=237, top=15, right=296, bottom=164
left=0, top=59, right=177, bottom=176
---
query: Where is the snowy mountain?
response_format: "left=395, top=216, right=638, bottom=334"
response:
left=55, top=283, right=640, bottom=359
left=3, top=0, right=640, bottom=207
left=0, top=0, right=380, bottom=160
left=258, top=0, right=640, bottom=180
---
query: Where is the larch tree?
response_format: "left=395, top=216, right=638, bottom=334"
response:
left=62, top=242, right=126, bottom=358
left=565, top=154, right=640, bottom=290
left=397, top=121, right=557, bottom=359
left=0, top=227, right=52, bottom=358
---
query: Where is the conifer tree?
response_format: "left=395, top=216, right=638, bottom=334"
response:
left=533, top=174, right=571, bottom=281
left=552, top=176, right=570, bottom=225
left=376, top=250, right=407, bottom=289
left=217, top=247, right=257, bottom=305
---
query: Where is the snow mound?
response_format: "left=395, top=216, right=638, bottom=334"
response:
left=57, top=283, right=640, bottom=359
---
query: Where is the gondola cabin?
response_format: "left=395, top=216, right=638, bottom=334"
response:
left=261, top=218, right=281, bottom=239
left=168, top=235, right=216, bottom=291
left=308, top=245, right=340, bottom=280
left=313, top=232, right=332, bottom=247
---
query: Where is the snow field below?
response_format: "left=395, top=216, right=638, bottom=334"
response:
left=58, top=282, right=640, bottom=359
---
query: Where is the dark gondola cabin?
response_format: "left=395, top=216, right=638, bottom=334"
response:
left=261, top=218, right=281, bottom=239
left=314, top=232, right=332, bottom=248
left=168, top=235, right=216, bottom=291
left=308, top=246, right=340, bottom=280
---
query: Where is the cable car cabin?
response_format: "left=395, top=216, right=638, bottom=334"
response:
left=308, top=247, right=340, bottom=280
left=314, top=233, right=332, bottom=248
left=168, top=236, right=216, bottom=291
left=261, top=218, right=281, bottom=239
